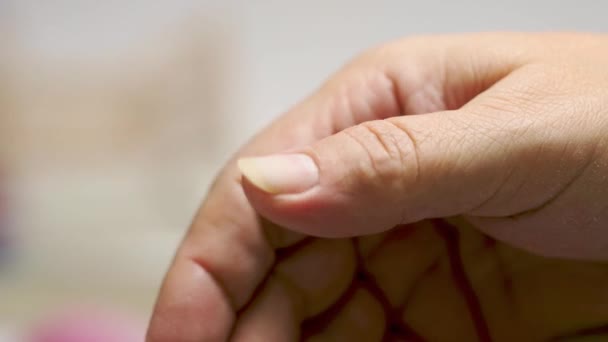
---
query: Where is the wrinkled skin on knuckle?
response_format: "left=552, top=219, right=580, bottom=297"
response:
left=347, top=120, right=420, bottom=196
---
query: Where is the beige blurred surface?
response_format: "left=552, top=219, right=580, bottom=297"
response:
left=0, top=2, right=236, bottom=331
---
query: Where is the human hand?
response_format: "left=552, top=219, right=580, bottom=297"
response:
left=147, top=33, right=608, bottom=341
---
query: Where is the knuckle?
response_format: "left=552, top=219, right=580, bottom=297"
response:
left=345, top=120, right=420, bottom=188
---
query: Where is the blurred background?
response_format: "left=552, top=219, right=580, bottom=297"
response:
left=0, top=0, right=606, bottom=340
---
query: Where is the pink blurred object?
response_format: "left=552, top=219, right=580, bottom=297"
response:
left=28, top=307, right=145, bottom=342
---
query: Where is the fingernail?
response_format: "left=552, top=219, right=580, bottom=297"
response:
left=237, top=154, right=319, bottom=194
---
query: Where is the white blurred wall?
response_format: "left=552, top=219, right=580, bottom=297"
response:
left=0, top=0, right=606, bottom=331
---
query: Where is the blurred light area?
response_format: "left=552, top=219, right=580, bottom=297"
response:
left=0, top=0, right=238, bottom=338
left=13, top=1, right=218, bottom=61
left=0, top=0, right=606, bottom=339
left=26, top=307, right=146, bottom=342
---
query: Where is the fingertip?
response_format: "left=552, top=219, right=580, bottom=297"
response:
left=237, top=154, right=319, bottom=195
left=237, top=157, right=277, bottom=194
left=241, top=174, right=379, bottom=238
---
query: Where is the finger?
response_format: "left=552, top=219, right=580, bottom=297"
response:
left=235, top=34, right=534, bottom=239
left=363, top=222, right=444, bottom=307
left=148, top=33, right=527, bottom=341
left=229, top=276, right=302, bottom=342
left=231, top=238, right=355, bottom=341
left=237, top=100, right=518, bottom=237
left=238, top=60, right=603, bottom=245
left=303, top=289, right=385, bottom=342
left=274, top=239, right=356, bottom=317
left=360, top=221, right=483, bottom=341
left=399, top=239, right=481, bottom=342
left=456, top=219, right=608, bottom=340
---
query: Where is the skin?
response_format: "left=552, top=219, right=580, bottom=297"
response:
left=146, top=33, right=608, bottom=341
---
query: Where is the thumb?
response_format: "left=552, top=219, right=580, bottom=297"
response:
left=238, top=98, right=532, bottom=237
